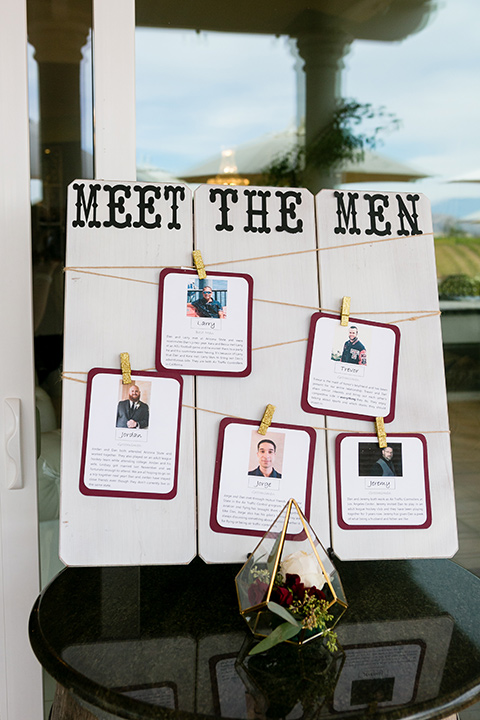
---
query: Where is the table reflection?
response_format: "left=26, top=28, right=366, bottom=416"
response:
left=29, top=559, right=480, bottom=719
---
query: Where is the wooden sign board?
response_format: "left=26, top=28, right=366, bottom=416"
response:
left=60, top=180, right=196, bottom=565
left=194, top=185, right=330, bottom=563
left=60, top=181, right=457, bottom=566
left=316, top=190, right=457, bottom=559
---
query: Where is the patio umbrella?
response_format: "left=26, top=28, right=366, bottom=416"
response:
left=460, top=210, right=480, bottom=223
left=449, top=168, right=480, bottom=183
left=448, top=169, right=480, bottom=222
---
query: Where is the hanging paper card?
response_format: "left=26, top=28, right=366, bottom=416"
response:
left=79, top=368, right=182, bottom=499
left=301, top=313, right=400, bottom=422
left=209, top=418, right=316, bottom=537
left=335, top=433, right=432, bottom=530
left=156, top=268, right=253, bottom=377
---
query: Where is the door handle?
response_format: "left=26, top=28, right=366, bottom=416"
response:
left=4, top=398, right=23, bottom=489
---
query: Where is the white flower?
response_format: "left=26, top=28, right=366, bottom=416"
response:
left=279, top=550, right=324, bottom=589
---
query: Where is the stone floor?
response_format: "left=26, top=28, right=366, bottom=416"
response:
left=451, top=400, right=480, bottom=578
left=450, top=399, right=480, bottom=720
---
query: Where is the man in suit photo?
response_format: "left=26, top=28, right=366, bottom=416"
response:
left=116, top=384, right=149, bottom=429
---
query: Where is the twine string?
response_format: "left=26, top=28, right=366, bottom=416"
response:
left=62, top=268, right=441, bottom=322
left=63, top=230, right=434, bottom=278
left=63, top=231, right=437, bottom=318
left=58, top=374, right=449, bottom=436
left=62, top=230, right=442, bottom=431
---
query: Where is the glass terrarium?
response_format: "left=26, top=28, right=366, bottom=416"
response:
left=235, top=498, right=347, bottom=646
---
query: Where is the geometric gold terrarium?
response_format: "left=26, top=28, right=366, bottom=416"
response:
left=235, top=498, right=348, bottom=645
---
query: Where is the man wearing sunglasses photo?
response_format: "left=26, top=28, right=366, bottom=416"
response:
left=191, top=285, right=224, bottom=318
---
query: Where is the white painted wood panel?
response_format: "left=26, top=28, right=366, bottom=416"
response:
left=316, top=189, right=457, bottom=560
left=0, top=0, right=43, bottom=716
left=93, top=0, right=136, bottom=181
left=195, top=185, right=330, bottom=563
left=60, top=180, right=196, bottom=565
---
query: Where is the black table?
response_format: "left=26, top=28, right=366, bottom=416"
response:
left=30, top=557, right=480, bottom=719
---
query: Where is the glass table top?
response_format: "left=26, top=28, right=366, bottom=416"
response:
left=29, top=557, right=480, bottom=719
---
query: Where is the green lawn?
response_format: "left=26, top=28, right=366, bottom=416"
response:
left=434, top=236, right=480, bottom=279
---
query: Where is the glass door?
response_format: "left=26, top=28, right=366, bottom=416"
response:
left=26, top=1, right=96, bottom=715
left=27, top=1, right=135, bottom=713
left=0, top=2, right=43, bottom=718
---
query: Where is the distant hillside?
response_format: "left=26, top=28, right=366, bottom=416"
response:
left=434, top=236, right=480, bottom=278
left=433, top=214, right=480, bottom=238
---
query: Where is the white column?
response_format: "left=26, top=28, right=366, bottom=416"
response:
left=93, top=0, right=137, bottom=180
left=295, top=13, right=352, bottom=192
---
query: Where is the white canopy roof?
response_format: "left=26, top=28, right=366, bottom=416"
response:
left=180, top=128, right=428, bottom=185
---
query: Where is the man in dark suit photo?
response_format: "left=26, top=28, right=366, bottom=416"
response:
left=116, top=384, right=149, bottom=429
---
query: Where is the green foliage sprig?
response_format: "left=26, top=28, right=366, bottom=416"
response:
left=438, top=274, right=480, bottom=298
left=248, top=566, right=338, bottom=656
left=260, top=99, right=400, bottom=188
left=249, top=600, right=337, bottom=656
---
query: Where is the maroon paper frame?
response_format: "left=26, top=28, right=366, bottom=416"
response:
left=301, top=312, right=401, bottom=422
left=79, top=368, right=183, bottom=500
left=335, top=433, right=432, bottom=530
left=209, top=417, right=316, bottom=537
left=156, top=268, right=254, bottom=377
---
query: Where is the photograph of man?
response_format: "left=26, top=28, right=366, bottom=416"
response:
left=341, top=325, right=367, bottom=365
left=191, top=286, right=224, bottom=318
left=370, top=446, right=397, bottom=476
left=248, top=438, right=282, bottom=478
left=116, top=384, right=149, bottom=429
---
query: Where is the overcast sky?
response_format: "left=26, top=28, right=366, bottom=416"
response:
left=135, top=30, right=297, bottom=173
left=28, top=0, right=480, bottom=209
left=133, top=0, right=480, bottom=206
left=341, top=0, right=480, bottom=204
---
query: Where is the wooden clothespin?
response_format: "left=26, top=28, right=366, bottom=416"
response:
left=340, top=296, right=351, bottom=326
left=375, top=417, right=387, bottom=448
left=120, top=352, right=132, bottom=385
left=192, top=250, right=207, bottom=279
left=258, top=404, right=276, bottom=435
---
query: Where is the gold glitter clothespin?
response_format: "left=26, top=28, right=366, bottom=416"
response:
left=192, top=250, right=207, bottom=279
left=120, top=352, right=132, bottom=385
left=258, top=404, right=276, bottom=435
left=340, top=296, right=351, bottom=326
left=375, top=417, right=387, bottom=448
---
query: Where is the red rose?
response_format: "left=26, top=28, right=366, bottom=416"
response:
left=248, top=578, right=268, bottom=606
left=307, top=586, right=327, bottom=601
left=286, top=574, right=306, bottom=601
left=285, top=573, right=301, bottom=587
left=293, top=583, right=306, bottom=601
left=271, top=585, right=293, bottom=607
